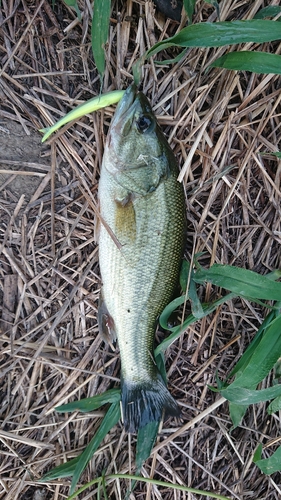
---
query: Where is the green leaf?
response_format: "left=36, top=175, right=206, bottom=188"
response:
left=254, top=446, right=281, bottom=474
left=211, top=51, right=281, bottom=75
left=40, top=90, right=125, bottom=142
left=133, top=20, right=281, bottom=79
left=207, top=0, right=220, bottom=20
left=55, top=388, right=121, bottom=413
left=41, top=402, right=121, bottom=485
left=40, top=455, right=80, bottom=481
left=254, top=6, right=281, bottom=20
left=273, top=358, right=281, bottom=383
left=70, top=402, right=121, bottom=495
left=222, top=311, right=281, bottom=427
left=179, top=260, right=205, bottom=319
left=193, top=264, right=281, bottom=301
left=64, top=0, right=81, bottom=20
left=156, top=292, right=236, bottom=356
left=155, top=351, right=167, bottom=384
left=126, top=421, right=160, bottom=500
left=229, top=309, right=279, bottom=379
left=267, top=395, right=281, bottom=415
left=159, top=295, right=186, bottom=331
left=253, top=443, right=262, bottom=462
left=180, top=260, right=191, bottom=292
left=189, top=276, right=205, bottom=319
left=67, top=473, right=237, bottom=500
left=146, top=20, right=281, bottom=58
left=183, top=0, right=196, bottom=23
left=215, top=372, right=225, bottom=390
left=229, top=402, right=248, bottom=429
left=133, top=54, right=145, bottom=86
left=266, top=151, right=281, bottom=158
left=91, top=0, right=111, bottom=78
left=221, top=384, right=281, bottom=405
left=228, top=315, right=281, bottom=388
left=155, top=49, right=188, bottom=66
left=136, top=421, right=160, bottom=472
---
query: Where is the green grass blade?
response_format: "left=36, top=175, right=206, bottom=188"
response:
left=228, top=314, right=281, bottom=388
left=91, top=0, right=111, bottom=78
left=180, top=260, right=191, bottom=291
left=146, top=20, right=281, bottom=58
left=254, top=6, right=281, bottom=19
left=218, top=309, right=281, bottom=427
left=64, top=0, right=81, bottom=20
left=40, top=456, right=80, bottom=481
left=66, top=473, right=233, bottom=500
left=101, top=471, right=109, bottom=500
left=155, top=351, right=167, bottom=383
left=136, top=421, right=160, bottom=472
left=133, top=20, right=281, bottom=81
left=183, top=0, right=196, bottom=23
left=40, top=90, right=125, bottom=142
left=207, top=0, right=220, bottom=19
left=156, top=292, right=236, bottom=356
left=267, top=151, right=281, bottom=158
left=159, top=295, right=186, bottom=330
left=221, top=384, right=281, bottom=405
left=229, top=308, right=279, bottom=379
left=41, top=401, right=121, bottom=483
left=193, top=264, right=281, bottom=301
left=267, top=270, right=281, bottom=281
left=254, top=446, right=281, bottom=474
left=155, top=49, right=188, bottom=66
left=70, top=402, right=121, bottom=495
left=253, top=443, right=262, bottom=462
left=211, top=51, right=281, bottom=75
left=55, top=388, right=121, bottom=413
left=189, top=276, right=205, bottom=318
left=127, top=421, right=160, bottom=496
left=267, top=395, right=281, bottom=415
left=229, top=402, right=248, bottom=429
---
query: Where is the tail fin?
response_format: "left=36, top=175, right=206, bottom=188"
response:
left=121, top=374, right=180, bottom=434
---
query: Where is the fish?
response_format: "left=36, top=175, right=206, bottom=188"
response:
left=98, top=84, right=186, bottom=433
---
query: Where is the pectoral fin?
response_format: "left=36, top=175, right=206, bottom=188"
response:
left=115, top=195, right=136, bottom=242
left=98, top=289, right=117, bottom=349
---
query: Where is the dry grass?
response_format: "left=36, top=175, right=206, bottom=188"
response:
left=0, top=0, right=281, bottom=499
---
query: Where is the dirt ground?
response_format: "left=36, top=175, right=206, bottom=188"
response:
left=1, top=1, right=281, bottom=500
left=0, top=119, right=48, bottom=202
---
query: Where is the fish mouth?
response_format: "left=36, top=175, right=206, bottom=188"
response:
left=109, top=84, right=153, bottom=142
left=110, top=84, right=138, bottom=133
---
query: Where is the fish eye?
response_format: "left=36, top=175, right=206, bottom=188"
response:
left=136, top=115, right=153, bottom=133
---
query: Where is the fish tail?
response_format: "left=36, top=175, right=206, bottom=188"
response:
left=121, top=373, right=180, bottom=434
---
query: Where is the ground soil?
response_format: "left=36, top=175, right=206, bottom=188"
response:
left=0, top=119, right=47, bottom=201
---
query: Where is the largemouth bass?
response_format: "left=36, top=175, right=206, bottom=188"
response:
left=98, top=85, right=186, bottom=433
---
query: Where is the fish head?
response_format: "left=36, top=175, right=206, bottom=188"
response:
left=105, top=85, right=169, bottom=172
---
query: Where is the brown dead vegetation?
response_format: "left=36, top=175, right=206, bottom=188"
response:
left=0, top=1, right=281, bottom=499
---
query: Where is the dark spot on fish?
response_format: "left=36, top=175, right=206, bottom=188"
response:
left=127, top=309, right=130, bottom=313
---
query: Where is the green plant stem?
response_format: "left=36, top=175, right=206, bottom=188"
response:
left=66, top=473, right=233, bottom=500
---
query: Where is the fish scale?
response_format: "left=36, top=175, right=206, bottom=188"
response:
left=98, top=85, right=186, bottom=433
